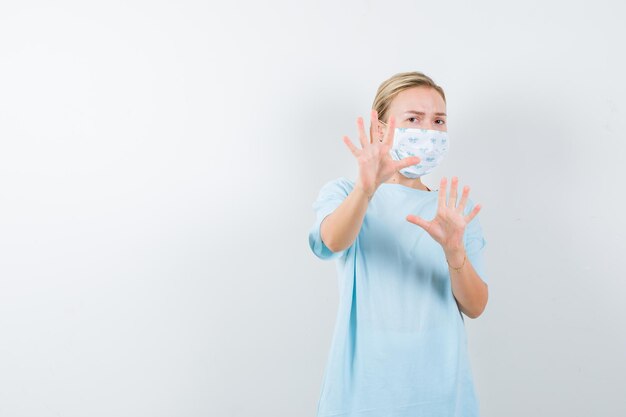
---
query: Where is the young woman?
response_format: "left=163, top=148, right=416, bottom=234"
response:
left=308, top=71, right=489, bottom=417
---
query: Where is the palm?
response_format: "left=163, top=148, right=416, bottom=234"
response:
left=343, top=110, right=420, bottom=195
left=406, top=176, right=482, bottom=251
left=356, top=145, right=405, bottom=193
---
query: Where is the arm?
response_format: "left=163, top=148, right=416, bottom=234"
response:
left=445, top=246, right=488, bottom=319
left=321, top=110, right=418, bottom=253
left=406, top=176, right=489, bottom=319
left=320, top=183, right=371, bottom=253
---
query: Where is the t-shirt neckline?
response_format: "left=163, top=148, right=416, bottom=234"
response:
left=381, top=182, right=436, bottom=193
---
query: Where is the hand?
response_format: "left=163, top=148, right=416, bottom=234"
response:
left=343, top=109, right=421, bottom=197
left=405, top=176, right=482, bottom=253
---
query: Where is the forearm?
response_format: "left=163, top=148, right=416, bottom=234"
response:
left=445, top=246, right=488, bottom=319
left=320, top=184, right=371, bottom=252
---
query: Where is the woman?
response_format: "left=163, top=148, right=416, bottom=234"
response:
left=308, top=71, right=489, bottom=417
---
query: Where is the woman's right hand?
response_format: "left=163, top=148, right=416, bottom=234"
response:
left=343, top=109, right=421, bottom=198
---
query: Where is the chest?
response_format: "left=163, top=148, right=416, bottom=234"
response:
left=358, top=196, right=447, bottom=271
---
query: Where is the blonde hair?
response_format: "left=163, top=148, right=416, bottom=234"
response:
left=372, top=71, right=446, bottom=123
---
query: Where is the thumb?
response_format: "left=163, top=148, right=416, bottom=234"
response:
left=406, top=214, right=428, bottom=230
left=395, top=156, right=421, bottom=170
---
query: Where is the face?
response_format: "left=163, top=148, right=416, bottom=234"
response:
left=376, top=86, right=447, bottom=139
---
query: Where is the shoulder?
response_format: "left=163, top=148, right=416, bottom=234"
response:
left=311, top=177, right=356, bottom=213
left=317, top=176, right=355, bottom=197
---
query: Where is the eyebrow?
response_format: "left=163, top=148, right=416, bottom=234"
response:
left=404, top=110, right=447, bottom=116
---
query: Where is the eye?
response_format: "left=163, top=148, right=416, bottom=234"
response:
left=435, top=119, right=446, bottom=125
left=408, top=117, right=419, bottom=123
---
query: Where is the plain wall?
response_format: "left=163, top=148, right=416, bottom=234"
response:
left=0, top=0, right=624, bottom=416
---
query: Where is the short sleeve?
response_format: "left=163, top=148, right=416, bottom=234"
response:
left=463, top=197, right=488, bottom=286
left=308, top=177, right=355, bottom=260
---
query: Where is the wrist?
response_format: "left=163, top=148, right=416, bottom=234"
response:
left=354, top=181, right=375, bottom=201
left=444, top=246, right=466, bottom=268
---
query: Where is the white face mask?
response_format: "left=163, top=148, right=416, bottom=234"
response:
left=385, top=126, right=449, bottom=178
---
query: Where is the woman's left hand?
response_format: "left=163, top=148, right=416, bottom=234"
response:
left=406, top=176, right=481, bottom=254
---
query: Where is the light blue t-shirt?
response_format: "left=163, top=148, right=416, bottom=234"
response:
left=308, top=177, right=488, bottom=417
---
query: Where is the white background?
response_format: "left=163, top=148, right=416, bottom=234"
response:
left=1, top=1, right=625, bottom=416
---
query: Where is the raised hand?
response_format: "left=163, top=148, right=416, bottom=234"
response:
left=405, top=176, right=482, bottom=253
left=343, top=110, right=421, bottom=197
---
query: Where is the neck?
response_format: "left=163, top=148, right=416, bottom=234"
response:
left=384, top=173, right=431, bottom=191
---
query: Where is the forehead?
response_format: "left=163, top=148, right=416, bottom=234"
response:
left=389, top=86, right=446, bottom=114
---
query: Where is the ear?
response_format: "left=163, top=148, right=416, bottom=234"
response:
left=375, top=120, right=386, bottom=140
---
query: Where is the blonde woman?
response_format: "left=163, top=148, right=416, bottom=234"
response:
left=308, top=71, right=489, bottom=416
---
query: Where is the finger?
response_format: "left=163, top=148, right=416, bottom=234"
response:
left=369, top=109, right=379, bottom=143
left=438, top=177, right=448, bottom=209
left=343, top=135, right=360, bottom=157
left=406, top=214, right=429, bottom=232
left=457, top=185, right=470, bottom=213
left=465, top=203, right=482, bottom=223
left=449, top=176, right=459, bottom=208
left=357, top=116, right=369, bottom=148
left=395, top=156, right=421, bottom=171
left=382, top=114, right=396, bottom=146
